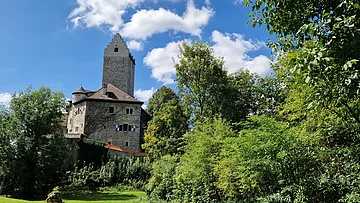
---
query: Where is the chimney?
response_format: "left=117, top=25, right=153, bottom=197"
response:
left=103, top=84, right=107, bottom=95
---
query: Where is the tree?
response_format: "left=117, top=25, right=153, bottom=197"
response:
left=175, top=41, right=228, bottom=123
left=146, top=86, right=178, bottom=117
left=173, top=118, right=234, bottom=203
left=222, top=69, right=259, bottom=124
left=253, top=74, right=288, bottom=116
left=0, top=86, right=70, bottom=199
left=142, top=88, right=188, bottom=161
left=244, top=0, right=360, bottom=124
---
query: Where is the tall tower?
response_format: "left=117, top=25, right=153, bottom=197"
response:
left=102, top=33, right=135, bottom=96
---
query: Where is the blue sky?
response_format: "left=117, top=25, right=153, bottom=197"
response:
left=0, top=0, right=272, bottom=106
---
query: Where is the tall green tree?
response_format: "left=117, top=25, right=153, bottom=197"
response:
left=222, top=69, right=258, bottom=123
left=175, top=41, right=228, bottom=123
left=142, top=87, right=188, bottom=161
left=0, top=86, right=70, bottom=199
left=245, top=0, right=360, bottom=124
left=146, top=86, right=178, bottom=117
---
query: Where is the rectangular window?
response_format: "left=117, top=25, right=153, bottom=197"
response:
left=114, top=48, right=118, bottom=52
left=109, top=106, right=114, bottom=114
left=75, top=127, right=79, bottom=132
left=125, top=142, right=129, bottom=147
left=123, top=124, right=128, bottom=131
left=103, top=125, right=106, bottom=129
left=126, top=108, right=134, bottom=115
left=128, top=125, right=132, bottom=131
left=116, top=124, right=122, bottom=132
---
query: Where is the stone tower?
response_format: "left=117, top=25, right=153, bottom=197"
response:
left=102, top=33, right=135, bottom=96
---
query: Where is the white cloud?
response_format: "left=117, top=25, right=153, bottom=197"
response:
left=69, top=0, right=214, bottom=40
left=0, top=92, right=12, bottom=107
left=135, top=87, right=156, bottom=102
left=211, top=30, right=271, bottom=75
left=144, top=31, right=270, bottom=85
left=127, top=40, right=143, bottom=51
left=143, top=41, right=185, bottom=84
left=69, top=0, right=143, bottom=33
left=121, top=0, right=214, bottom=40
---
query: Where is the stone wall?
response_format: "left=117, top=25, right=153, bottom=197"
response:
left=102, top=33, right=135, bottom=96
left=84, top=101, right=142, bottom=152
left=67, top=102, right=86, bottom=134
left=102, top=56, right=134, bottom=96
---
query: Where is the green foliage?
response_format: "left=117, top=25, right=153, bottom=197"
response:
left=143, top=88, right=188, bottom=161
left=67, top=156, right=151, bottom=191
left=245, top=0, right=360, bottom=124
left=173, top=118, right=234, bottom=202
left=175, top=41, right=228, bottom=123
left=0, top=86, right=70, bottom=199
left=146, top=86, right=178, bottom=117
left=222, top=69, right=259, bottom=123
left=146, top=155, right=178, bottom=201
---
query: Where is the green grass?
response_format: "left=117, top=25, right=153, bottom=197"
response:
left=0, top=188, right=146, bottom=203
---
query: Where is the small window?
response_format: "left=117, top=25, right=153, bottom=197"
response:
left=108, top=142, right=111, bottom=145
left=75, top=127, right=79, bottom=132
left=126, top=108, right=134, bottom=115
left=109, top=106, right=115, bottom=114
left=103, top=125, right=107, bottom=129
left=123, top=124, right=128, bottom=131
left=114, top=48, right=118, bottom=52
left=116, top=124, right=122, bottom=132
left=69, top=129, right=72, bottom=132
left=128, top=125, right=132, bottom=131
left=125, top=142, right=129, bottom=147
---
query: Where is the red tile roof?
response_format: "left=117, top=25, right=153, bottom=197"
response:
left=104, top=143, right=147, bottom=157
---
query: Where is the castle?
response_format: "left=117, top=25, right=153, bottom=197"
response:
left=66, top=34, right=147, bottom=156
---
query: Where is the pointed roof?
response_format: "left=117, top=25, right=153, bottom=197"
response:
left=73, top=83, right=143, bottom=104
left=73, top=86, right=86, bottom=94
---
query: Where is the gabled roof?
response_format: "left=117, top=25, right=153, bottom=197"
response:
left=73, top=83, right=143, bottom=104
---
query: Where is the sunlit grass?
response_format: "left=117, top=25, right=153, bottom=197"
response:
left=0, top=188, right=146, bottom=203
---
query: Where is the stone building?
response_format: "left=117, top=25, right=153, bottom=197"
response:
left=66, top=34, right=147, bottom=155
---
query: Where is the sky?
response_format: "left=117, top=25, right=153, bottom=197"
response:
left=0, top=0, right=273, bottom=107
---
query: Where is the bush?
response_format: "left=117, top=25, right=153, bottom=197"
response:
left=66, top=156, right=151, bottom=190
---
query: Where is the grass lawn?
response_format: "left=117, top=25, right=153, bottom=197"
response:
left=0, top=189, right=146, bottom=203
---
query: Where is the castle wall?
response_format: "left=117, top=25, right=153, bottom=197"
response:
left=67, top=102, right=86, bottom=134
left=84, top=101, right=142, bottom=152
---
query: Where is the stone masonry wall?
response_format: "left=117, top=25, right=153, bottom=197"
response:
left=84, top=101, right=142, bottom=152
left=67, top=102, right=86, bottom=134
left=102, top=56, right=134, bottom=96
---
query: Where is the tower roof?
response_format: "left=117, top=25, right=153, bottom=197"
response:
left=72, top=86, right=86, bottom=94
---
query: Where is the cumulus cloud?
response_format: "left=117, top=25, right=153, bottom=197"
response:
left=121, top=0, right=214, bottom=40
left=127, top=40, right=143, bottom=51
left=69, top=0, right=214, bottom=40
left=69, top=0, right=143, bottom=33
left=0, top=92, right=12, bottom=107
left=211, top=30, right=270, bottom=75
left=143, top=41, right=185, bottom=84
left=134, top=87, right=156, bottom=102
left=143, top=31, right=271, bottom=85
